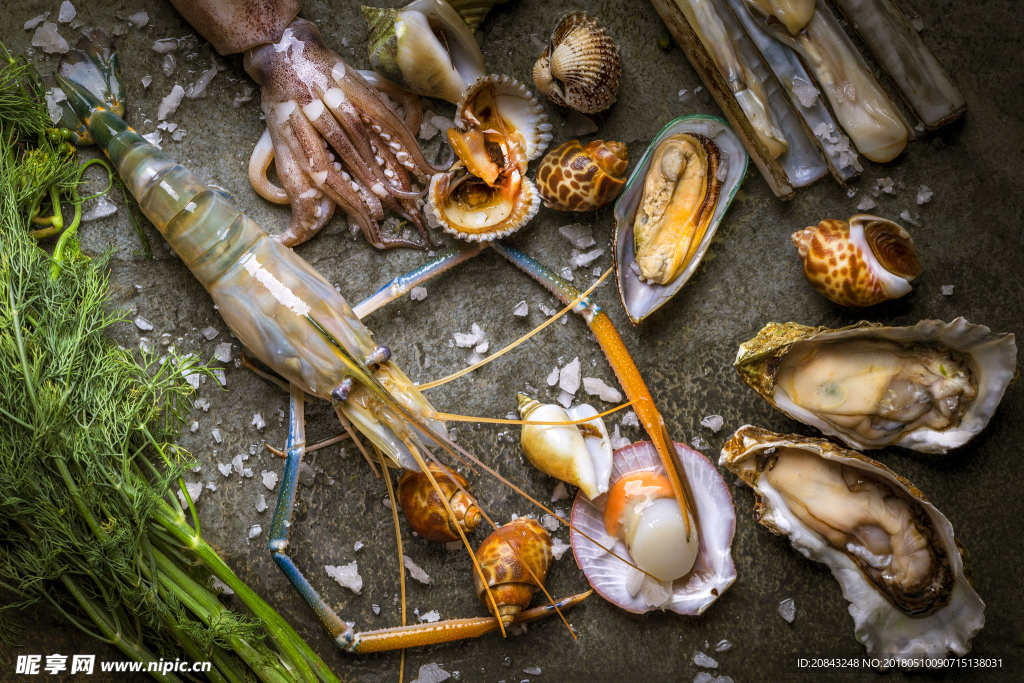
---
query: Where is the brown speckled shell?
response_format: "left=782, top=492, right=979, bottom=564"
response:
left=398, top=464, right=481, bottom=543
left=473, top=518, right=553, bottom=625
left=792, top=216, right=920, bottom=307
left=536, top=139, right=628, bottom=211
left=532, top=12, right=620, bottom=114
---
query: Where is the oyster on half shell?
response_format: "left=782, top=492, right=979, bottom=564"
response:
left=735, top=319, right=1017, bottom=452
left=721, top=426, right=984, bottom=664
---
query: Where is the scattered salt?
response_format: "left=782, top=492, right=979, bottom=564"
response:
left=640, top=575, right=672, bottom=607
left=217, top=463, right=232, bottom=477
left=262, top=470, right=279, bottom=491
left=559, top=266, right=574, bottom=281
left=523, top=667, right=542, bottom=676
left=177, top=482, right=203, bottom=508
left=24, top=15, right=47, bottom=30
left=231, top=453, right=248, bottom=474
left=212, top=576, right=234, bottom=595
left=190, top=421, right=199, bottom=432
left=196, top=398, right=211, bottom=412
left=128, top=11, right=149, bottom=28
left=778, top=597, right=796, bottom=623
left=715, top=639, right=733, bottom=652
left=551, top=482, right=569, bottom=502
left=211, top=429, right=222, bottom=444
left=550, top=537, right=570, bottom=560
left=411, top=286, right=428, bottom=301
left=410, top=663, right=450, bottom=683
left=610, top=424, right=631, bottom=450
left=792, top=77, right=819, bottom=108
left=856, top=196, right=876, bottom=211
left=354, top=541, right=364, bottom=552
left=134, top=316, right=154, bottom=331
left=582, top=377, right=622, bottom=402
left=151, top=39, right=178, bottom=54
left=694, top=674, right=713, bottom=683
left=212, top=368, right=226, bottom=386
left=621, top=411, right=640, bottom=428
left=141, top=75, right=153, bottom=90
left=162, top=54, right=175, bottom=77
left=941, top=284, right=954, bottom=296
left=33, top=22, right=69, bottom=54
left=403, top=555, right=431, bottom=584
left=248, top=524, right=262, bottom=539
left=909, top=15, right=924, bottom=32
left=571, top=248, right=604, bottom=269
left=186, top=66, right=218, bottom=100
left=158, top=85, right=185, bottom=121
left=540, top=514, right=559, bottom=532
left=256, top=494, right=268, bottom=513
left=251, top=413, right=265, bottom=430
left=81, top=196, right=118, bottom=222
left=58, top=2, right=76, bottom=23
left=559, top=357, right=581, bottom=395
left=418, top=610, right=440, bottom=623
left=694, top=652, right=718, bottom=668
left=325, top=562, right=363, bottom=594
left=701, top=414, right=724, bottom=432
left=556, top=390, right=574, bottom=409
left=232, top=84, right=255, bottom=108
left=558, top=224, right=596, bottom=249
left=546, top=367, right=559, bottom=386
left=418, top=114, right=439, bottom=139
left=899, top=210, right=921, bottom=227
left=691, top=436, right=709, bottom=451
left=213, top=342, right=232, bottom=362
left=916, top=185, right=933, bottom=205
left=171, top=129, right=186, bottom=142
left=876, top=177, right=895, bottom=194
left=513, top=301, right=529, bottom=317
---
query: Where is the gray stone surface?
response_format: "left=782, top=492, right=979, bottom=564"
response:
left=2, top=0, right=1022, bottom=682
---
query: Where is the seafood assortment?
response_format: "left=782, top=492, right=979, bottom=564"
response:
left=614, top=116, right=748, bottom=324
left=735, top=319, right=1017, bottom=452
left=517, top=395, right=613, bottom=500
left=536, top=139, right=628, bottom=211
left=721, top=426, right=985, bottom=662
left=532, top=12, right=621, bottom=114
left=474, top=519, right=554, bottom=627
left=793, top=214, right=920, bottom=307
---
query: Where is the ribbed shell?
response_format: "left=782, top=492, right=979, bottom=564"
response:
left=533, top=13, right=621, bottom=114
left=455, top=74, right=552, bottom=162
left=426, top=163, right=541, bottom=241
left=536, top=139, right=628, bottom=211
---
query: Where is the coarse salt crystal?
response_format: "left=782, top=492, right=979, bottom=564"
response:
left=128, top=11, right=149, bottom=28
left=255, top=494, right=268, bottom=512
left=158, top=85, right=185, bottom=121
left=558, top=224, right=596, bottom=249
left=410, top=663, right=450, bottom=683
left=142, top=131, right=163, bottom=149
left=523, top=667, right=542, bottom=676
left=58, top=2, right=76, bottom=23
left=418, top=610, right=440, bottom=623
left=513, top=301, right=528, bottom=317
left=551, top=482, right=569, bottom=502
left=190, top=421, right=199, bottom=432
left=900, top=210, right=921, bottom=227
left=248, top=524, right=262, bottom=539
left=541, top=514, right=560, bottom=532
left=196, top=398, right=211, bottom=412
left=559, top=357, right=581, bottom=395
left=556, top=390, right=574, bottom=409
left=701, top=414, right=724, bottom=432
left=917, top=185, right=933, bottom=205
left=551, top=537, right=570, bottom=560
left=325, top=561, right=362, bottom=594
left=546, top=367, right=559, bottom=386
left=403, top=555, right=431, bottom=584
left=262, top=470, right=279, bottom=491
left=640, top=576, right=672, bottom=607
left=715, top=639, right=733, bottom=652
left=941, top=284, right=954, bottom=296
left=24, top=15, right=47, bottom=30
left=217, top=463, right=232, bottom=477
left=691, top=436, right=709, bottom=451
left=778, top=597, right=796, bottom=622
left=211, top=429, right=222, bottom=444
left=177, top=482, right=202, bottom=508
left=411, top=286, right=428, bottom=301
left=582, top=376, right=622, bottom=402
left=694, top=652, right=718, bottom=668
left=134, top=316, right=154, bottom=331
left=354, top=541, right=364, bottom=551
left=610, top=424, right=631, bottom=450
left=214, top=342, right=232, bottom=362
left=792, top=77, right=819, bottom=108
left=857, top=196, right=876, bottom=211
left=621, top=410, right=640, bottom=428
left=212, top=576, right=233, bottom=595
left=252, top=413, right=265, bottom=430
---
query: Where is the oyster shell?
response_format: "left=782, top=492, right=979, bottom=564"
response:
left=735, top=319, right=1017, bottom=452
left=793, top=214, right=920, bottom=307
left=361, top=0, right=486, bottom=104
left=613, top=116, right=747, bottom=324
left=536, top=139, right=628, bottom=212
left=720, top=426, right=985, bottom=663
left=571, top=441, right=736, bottom=615
left=533, top=12, right=621, bottom=114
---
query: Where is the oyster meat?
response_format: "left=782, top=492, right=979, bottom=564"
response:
left=735, top=319, right=1017, bottom=452
left=721, top=426, right=985, bottom=663
left=632, top=132, right=722, bottom=285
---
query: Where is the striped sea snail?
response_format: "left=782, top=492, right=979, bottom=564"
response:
left=793, top=214, right=921, bottom=307
left=536, top=139, right=628, bottom=212
left=398, top=463, right=482, bottom=543
left=473, top=518, right=553, bottom=627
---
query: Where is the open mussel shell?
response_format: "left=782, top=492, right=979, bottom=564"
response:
left=721, top=426, right=985, bottom=663
left=735, top=318, right=1017, bottom=453
left=613, top=115, right=747, bottom=325
left=570, top=441, right=736, bottom=615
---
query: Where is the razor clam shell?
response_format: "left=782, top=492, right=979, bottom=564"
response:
left=832, top=0, right=966, bottom=129
left=728, top=0, right=862, bottom=183
left=720, top=426, right=985, bottom=664
left=734, top=318, right=1017, bottom=453
left=570, top=441, right=736, bottom=615
left=613, top=115, right=747, bottom=325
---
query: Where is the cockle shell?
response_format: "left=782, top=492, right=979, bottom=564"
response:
left=517, top=395, right=612, bottom=499
left=426, top=162, right=541, bottom=241
left=533, top=12, right=621, bottom=114
left=536, top=139, right=628, bottom=212
left=793, top=215, right=921, bottom=307
left=398, top=463, right=482, bottom=543
left=361, top=0, right=486, bottom=104
left=570, top=441, right=736, bottom=615
left=454, top=74, right=552, bottom=163
left=721, top=426, right=985, bottom=664
left=473, top=518, right=553, bottom=627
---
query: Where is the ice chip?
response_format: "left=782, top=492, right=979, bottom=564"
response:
left=403, top=555, right=431, bottom=584
left=582, top=377, right=622, bottom=402
left=778, top=597, right=796, bottom=622
left=701, top=414, right=724, bottom=432
left=325, top=561, right=363, bottom=594
left=262, top=470, right=279, bottom=491
left=158, top=85, right=185, bottom=121
left=559, top=357, right=581, bottom=395
left=58, top=2, right=76, bottom=23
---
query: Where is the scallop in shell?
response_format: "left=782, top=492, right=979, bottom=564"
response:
left=536, top=139, right=628, bottom=212
left=734, top=318, right=1017, bottom=452
left=533, top=12, right=621, bottom=114
left=570, top=441, right=736, bottom=615
left=721, top=425, right=985, bottom=664
left=614, top=116, right=748, bottom=324
left=793, top=214, right=921, bottom=307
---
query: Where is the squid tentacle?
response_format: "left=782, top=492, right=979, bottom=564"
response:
left=248, top=128, right=289, bottom=204
left=262, top=122, right=336, bottom=246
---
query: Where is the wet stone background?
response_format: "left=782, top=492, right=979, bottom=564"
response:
left=3, top=1, right=1023, bottom=682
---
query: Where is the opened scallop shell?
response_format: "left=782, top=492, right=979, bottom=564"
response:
left=570, top=441, right=736, bottom=615
left=613, top=115, right=748, bottom=324
left=532, top=12, right=621, bottom=114
left=721, top=426, right=984, bottom=664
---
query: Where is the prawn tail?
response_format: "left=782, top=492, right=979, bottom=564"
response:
left=51, top=28, right=125, bottom=147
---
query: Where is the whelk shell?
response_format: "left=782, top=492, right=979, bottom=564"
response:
left=532, top=12, right=621, bottom=114
left=536, top=139, right=628, bottom=212
left=793, top=214, right=921, bottom=307
left=398, top=463, right=482, bottom=543
left=473, top=518, right=553, bottom=627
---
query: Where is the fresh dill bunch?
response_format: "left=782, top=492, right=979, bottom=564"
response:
left=0, top=42, right=53, bottom=138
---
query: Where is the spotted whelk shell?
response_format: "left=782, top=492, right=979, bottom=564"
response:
left=536, top=139, right=628, bottom=212
left=533, top=12, right=621, bottom=114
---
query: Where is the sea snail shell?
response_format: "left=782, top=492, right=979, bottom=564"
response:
left=473, top=518, right=553, bottom=627
left=536, top=139, right=628, bottom=212
left=398, top=464, right=482, bottom=543
left=793, top=215, right=921, bottom=307
left=533, top=12, right=621, bottom=114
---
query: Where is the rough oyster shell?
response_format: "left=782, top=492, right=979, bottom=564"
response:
left=532, top=12, right=621, bottom=114
left=536, top=139, right=628, bottom=212
left=735, top=318, right=1017, bottom=452
left=720, top=426, right=985, bottom=664
left=571, top=441, right=736, bottom=615
left=613, top=115, right=748, bottom=324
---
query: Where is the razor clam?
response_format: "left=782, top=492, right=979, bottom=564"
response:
left=735, top=319, right=1017, bottom=453
left=613, top=115, right=747, bottom=325
left=831, top=0, right=966, bottom=129
left=741, top=0, right=913, bottom=163
left=651, top=0, right=829, bottom=196
left=361, top=0, right=486, bottom=104
left=728, top=0, right=862, bottom=182
left=721, top=426, right=985, bottom=664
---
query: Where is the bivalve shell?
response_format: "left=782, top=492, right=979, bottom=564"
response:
left=533, top=12, right=621, bottom=114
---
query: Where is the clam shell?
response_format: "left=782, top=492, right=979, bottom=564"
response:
left=720, top=426, right=985, bottom=663
left=734, top=318, right=1017, bottom=453
left=426, top=163, right=541, bottom=241
left=570, top=441, right=736, bottom=615
left=532, top=12, right=620, bottom=114
left=455, top=74, right=552, bottom=162
left=613, top=116, right=748, bottom=324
